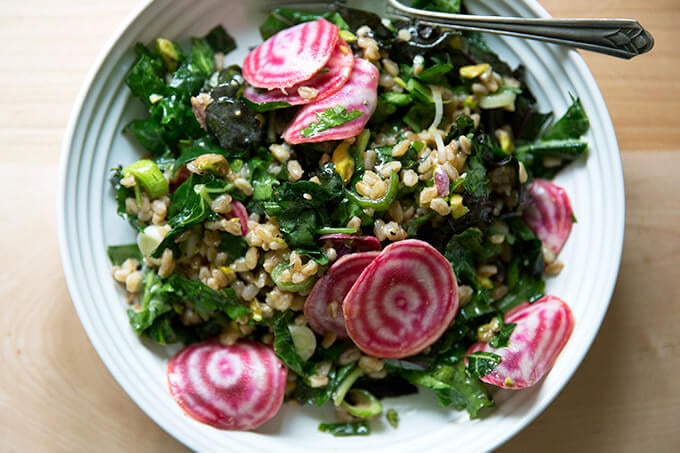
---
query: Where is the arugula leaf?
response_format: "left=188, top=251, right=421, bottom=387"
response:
left=301, top=106, right=363, bottom=138
left=466, top=351, right=502, bottom=378
left=272, top=312, right=306, bottom=376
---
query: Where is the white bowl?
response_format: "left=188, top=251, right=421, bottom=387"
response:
left=57, top=0, right=624, bottom=451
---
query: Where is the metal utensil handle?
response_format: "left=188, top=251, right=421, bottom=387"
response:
left=388, top=0, right=654, bottom=59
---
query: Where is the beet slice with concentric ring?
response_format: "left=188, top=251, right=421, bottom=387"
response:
left=342, top=239, right=459, bottom=359
left=466, top=295, right=574, bottom=389
left=167, top=340, right=287, bottom=430
left=304, top=251, right=379, bottom=340
left=244, top=39, right=354, bottom=106
left=242, top=18, right=339, bottom=90
left=522, top=179, right=574, bottom=256
left=283, top=57, right=379, bottom=144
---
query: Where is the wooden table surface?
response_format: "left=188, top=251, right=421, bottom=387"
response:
left=1, top=0, right=678, bottom=451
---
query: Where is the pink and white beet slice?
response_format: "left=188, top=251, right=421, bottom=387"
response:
left=242, top=18, right=339, bottom=90
left=283, top=57, right=379, bottom=144
left=167, top=340, right=287, bottom=430
left=466, top=295, right=574, bottom=389
left=244, top=39, right=354, bottom=106
left=342, top=239, right=459, bottom=359
left=304, top=251, right=379, bottom=340
left=523, top=179, right=574, bottom=256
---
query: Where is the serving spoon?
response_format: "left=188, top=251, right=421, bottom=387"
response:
left=273, top=0, right=654, bottom=59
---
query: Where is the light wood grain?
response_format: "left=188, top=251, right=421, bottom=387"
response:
left=0, top=0, right=678, bottom=451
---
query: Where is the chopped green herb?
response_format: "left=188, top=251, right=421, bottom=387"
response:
left=301, top=106, right=363, bottom=138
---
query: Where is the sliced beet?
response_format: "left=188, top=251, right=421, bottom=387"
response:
left=304, top=251, right=379, bottom=339
left=283, top=58, right=379, bottom=144
left=342, top=239, right=459, bottom=359
left=225, top=200, right=249, bottom=236
left=242, top=18, right=339, bottom=89
left=167, top=340, right=287, bottom=430
left=523, top=179, right=574, bottom=256
left=244, top=39, right=354, bottom=106
left=466, top=295, right=574, bottom=389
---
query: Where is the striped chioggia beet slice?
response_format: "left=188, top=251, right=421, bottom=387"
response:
left=167, top=340, right=287, bottom=430
left=283, top=58, right=379, bottom=144
left=244, top=39, right=354, bottom=106
left=242, top=18, right=339, bottom=89
left=523, top=179, right=574, bottom=256
left=466, top=295, right=574, bottom=389
left=342, top=239, right=459, bottom=358
left=304, top=251, right=379, bottom=339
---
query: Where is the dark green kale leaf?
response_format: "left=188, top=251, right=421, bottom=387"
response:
left=318, top=421, right=370, bottom=437
left=541, top=96, right=590, bottom=140
left=516, top=97, right=590, bottom=178
left=489, top=320, right=516, bottom=348
left=127, top=270, right=174, bottom=336
left=400, top=360, right=494, bottom=418
left=151, top=173, right=229, bottom=258
left=125, top=44, right=167, bottom=105
left=203, top=25, right=237, bottom=54
left=166, top=274, right=249, bottom=319
left=264, top=163, right=344, bottom=249
left=411, top=0, right=462, bottom=13
left=259, top=8, right=349, bottom=40
left=466, top=351, right=502, bottom=378
left=205, top=98, right=264, bottom=150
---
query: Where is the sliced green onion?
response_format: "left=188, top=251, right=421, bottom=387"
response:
left=345, top=171, right=399, bottom=211
left=479, top=90, right=517, bottom=110
left=288, top=324, right=317, bottom=361
left=340, top=389, right=383, bottom=418
left=123, top=159, right=169, bottom=198
left=316, top=227, right=359, bottom=235
left=332, top=365, right=364, bottom=406
left=271, top=262, right=316, bottom=292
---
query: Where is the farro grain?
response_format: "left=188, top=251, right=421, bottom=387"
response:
left=338, top=347, right=361, bottom=365
left=125, top=270, right=144, bottom=293
left=358, top=356, right=384, bottom=374
left=287, top=160, right=304, bottom=181
left=430, top=197, right=451, bottom=216
left=321, top=331, right=336, bottom=349
left=158, top=248, right=175, bottom=278
left=545, top=260, right=564, bottom=276
left=458, top=285, right=474, bottom=306
left=308, top=375, right=329, bottom=388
